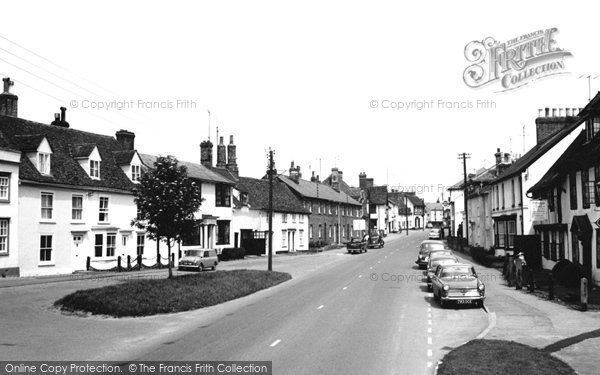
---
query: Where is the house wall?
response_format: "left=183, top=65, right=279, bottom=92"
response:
left=467, top=193, right=493, bottom=249
left=0, top=149, right=20, bottom=276
left=18, top=184, right=158, bottom=277
left=307, top=199, right=362, bottom=243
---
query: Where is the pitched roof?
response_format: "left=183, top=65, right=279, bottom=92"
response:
left=493, top=116, right=583, bottom=184
left=0, top=114, right=135, bottom=192
left=321, top=174, right=362, bottom=199
left=387, top=191, right=409, bottom=213
left=112, top=150, right=136, bottom=165
left=406, top=194, right=425, bottom=207
left=426, top=202, right=444, bottom=211
left=367, top=185, right=388, bottom=205
left=277, top=175, right=362, bottom=206
left=70, top=143, right=97, bottom=158
left=236, top=176, right=309, bottom=214
left=528, top=130, right=588, bottom=197
left=139, top=154, right=235, bottom=185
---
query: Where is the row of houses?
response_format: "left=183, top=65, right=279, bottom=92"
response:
left=0, top=78, right=426, bottom=277
left=448, top=97, right=600, bottom=285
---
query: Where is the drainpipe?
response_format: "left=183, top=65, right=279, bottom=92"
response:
left=519, top=175, right=525, bottom=236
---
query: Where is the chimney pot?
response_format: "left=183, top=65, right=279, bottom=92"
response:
left=116, top=129, right=135, bottom=151
left=229, top=135, right=234, bottom=144
left=559, top=108, right=563, bottom=116
left=0, top=77, right=18, bottom=117
left=545, top=107, right=550, bottom=117
left=538, top=109, right=543, bottom=117
left=566, top=108, right=571, bottom=116
left=552, top=108, right=556, bottom=117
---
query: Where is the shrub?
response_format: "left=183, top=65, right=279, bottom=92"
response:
left=218, top=247, right=245, bottom=261
left=552, top=259, right=572, bottom=285
left=470, top=246, right=486, bottom=264
left=552, top=261, right=585, bottom=288
left=309, top=240, right=330, bottom=249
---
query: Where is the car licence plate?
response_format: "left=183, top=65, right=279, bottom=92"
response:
left=457, top=299, right=472, bottom=304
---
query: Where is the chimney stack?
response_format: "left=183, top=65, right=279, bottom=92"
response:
left=0, top=77, right=18, bottom=117
left=115, top=130, right=135, bottom=151
left=226, top=135, right=238, bottom=177
left=331, top=167, right=341, bottom=192
left=200, top=140, right=213, bottom=167
left=216, top=136, right=226, bottom=168
left=358, top=172, right=373, bottom=189
left=50, top=106, right=69, bottom=128
left=310, top=171, right=320, bottom=183
left=289, top=161, right=301, bottom=183
left=535, top=106, right=579, bottom=144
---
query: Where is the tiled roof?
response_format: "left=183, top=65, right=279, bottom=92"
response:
left=277, top=175, right=362, bottom=206
left=494, top=116, right=583, bottom=184
left=70, top=143, right=97, bottom=158
left=367, top=186, right=388, bottom=205
left=388, top=191, right=409, bottom=213
left=112, top=150, right=136, bottom=165
left=139, top=154, right=235, bottom=185
left=406, top=194, right=425, bottom=207
left=0, top=115, right=135, bottom=192
left=236, top=176, right=309, bottom=214
left=210, top=166, right=239, bottom=182
left=528, top=130, right=588, bottom=197
left=426, top=202, right=444, bottom=211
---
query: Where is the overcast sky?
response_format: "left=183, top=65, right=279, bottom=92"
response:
left=0, top=1, right=596, bottom=201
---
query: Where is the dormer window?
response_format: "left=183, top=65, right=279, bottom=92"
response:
left=38, top=153, right=51, bottom=174
left=90, top=160, right=100, bottom=179
left=131, top=165, right=141, bottom=182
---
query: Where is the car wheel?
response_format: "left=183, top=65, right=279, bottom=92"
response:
left=198, top=264, right=204, bottom=272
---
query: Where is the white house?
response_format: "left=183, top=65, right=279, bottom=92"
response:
left=489, top=107, right=584, bottom=256
left=232, top=176, right=310, bottom=254
left=0, top=81, right=162, bottom=276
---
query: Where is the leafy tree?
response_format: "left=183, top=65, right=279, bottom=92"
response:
left=132, top=156, right=202, bottom=278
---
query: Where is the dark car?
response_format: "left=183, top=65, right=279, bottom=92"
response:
left=367, top=235, right=384, bottom=249
left=346, top=237, right=367, bottom=254
left=424, top=255, right=459, bottom=290
left=415, top=242, right=447, bottom=269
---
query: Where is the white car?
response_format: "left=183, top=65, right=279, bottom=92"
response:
left=429, top=228, right=441, bottom=239
left=178, top=249, right=219, bottom=271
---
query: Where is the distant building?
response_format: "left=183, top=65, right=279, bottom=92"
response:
left=277, top=163, right=363, bottom=245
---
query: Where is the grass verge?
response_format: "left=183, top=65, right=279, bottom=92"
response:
left=54, top=269, right=291, bottom=317
left=438, top=339, right=575, bottom=375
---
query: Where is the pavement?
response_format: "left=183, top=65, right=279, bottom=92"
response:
left=453, top=249, right=600, bottom=375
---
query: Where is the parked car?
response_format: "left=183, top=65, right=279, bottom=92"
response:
left=424, top=255, right=460, bottom=290
left=431, top=263, right=485, bottom=308
left=415, top=242, right=448, bottom=269
left=367, top=235, right=384, bottom=249
left=346, top=237, right=367, bottom=254
left=178, top=249, right=219, bottom=271
left=429, top=228, right=441, bottom=239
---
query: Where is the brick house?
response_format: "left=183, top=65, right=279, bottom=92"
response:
left=277, top=163, right=362, bottom=245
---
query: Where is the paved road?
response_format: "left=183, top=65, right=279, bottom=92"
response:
left=135, top=231, right=488, bottom=374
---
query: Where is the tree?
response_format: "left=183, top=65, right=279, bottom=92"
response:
left=132, top=156, right=202, bottom=278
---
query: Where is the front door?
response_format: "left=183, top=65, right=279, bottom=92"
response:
left=71, top=234, right=84, bottom=271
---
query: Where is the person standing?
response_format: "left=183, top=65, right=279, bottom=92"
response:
left=514, top=252, right=526, bottom=290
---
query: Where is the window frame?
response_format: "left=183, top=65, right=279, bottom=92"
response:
left=0, top=218, right=9, bottom=255
left=216, top=220, right=230, bottom=245
left=41, top=192, right=54, bottom=220
left=98, top=196, right=109, bottom=223
left=106, top=233, right=116, bottom=257
left=72, top=194, right=83, bottom=221
left=215, top=184, right=231, bottom=207
left=38, top=152, right=51, bottom=175
left=94, top=234, right=103, bottom=257
left=131, top=164, right=141, bottom=182
left=136, top=233, right=145, bottom=255
left=89, top=159, right=100, bottom=179
left=0, top=173, right=9, bottom=202
left=570, top=173, right=578, bottom=210
left=39, top=234, right=53, bottom=263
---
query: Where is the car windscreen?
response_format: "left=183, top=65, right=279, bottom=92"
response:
left=184, top=250, right=203, bottom=257
left=420, top=244, right=445, bottom=253
left=432, top=259, right=458, bottom=268
left=440, top=266, right=475, bottom=278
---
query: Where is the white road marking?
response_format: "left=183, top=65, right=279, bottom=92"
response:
left=358, top=275, right=362, bottom=278
left=428, top=327, right=432, bottom=334
left=426, top=293, right=433, bottom=298
left=427, top=313, right=432, bottom=319
left=427, top=349, right=433, bottom=357
left=427, top=307, right=431, bottom=312
left=270, top=340, right=281, bottom=347
left=317, top=305, right=324, bottom=310
left=427, top=337, right=433, bottom=345
left=378, top=261, right=381, bottom=264
left=369, top=267, right=373, bottom=270
left=427, top=362, right=433, bottom=368
left=342, top=286, right=347, bottom=290
left=428, top=320, right=432, bottom=325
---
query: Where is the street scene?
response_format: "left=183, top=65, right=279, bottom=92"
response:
left=2, top=1, right=600, bottom=375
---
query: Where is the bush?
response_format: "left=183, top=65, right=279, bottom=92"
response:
left=554, top=261, right=585, bottom=288
left=218, top=247, right=245, bottom=261
left=470, top=246, right=486, bottom=264
left=552, top=259, right=571, bottom=282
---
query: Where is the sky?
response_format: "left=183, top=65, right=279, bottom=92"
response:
left=0, top=1, right=597, bottom=202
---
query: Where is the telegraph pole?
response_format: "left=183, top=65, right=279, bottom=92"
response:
left=268, top=149, right=275, bottom=271
left=405, top=194, right=409, bottom=236
left=458, top=153, right=471, bottom=244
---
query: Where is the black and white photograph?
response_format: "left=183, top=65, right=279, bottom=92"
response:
left=1, top=1, right=600, bottom=374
